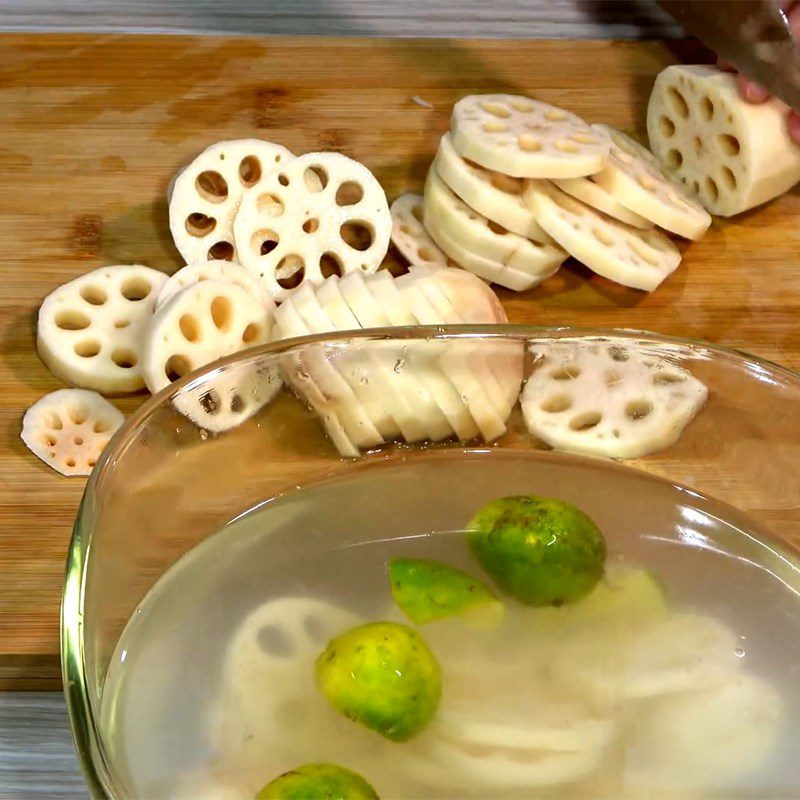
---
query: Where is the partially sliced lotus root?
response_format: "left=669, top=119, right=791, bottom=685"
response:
left=390, top=193, right=448, bottom=267
left=364, top=271, right=479, bottom=442
left=273, top=293, right=382, bottom=455
left=142, top=280, right=272, bottom=399
left=450, top=94, right=610, bottom=179
left=337, top=271, right=453, bottom=442
left=647, top=64, right=800, bottom=216
left=168, top=139, right=294, bottom=264
left=21, top=389, right=124, bottom=476
left=552, top=177, right=652, bottom=229
left=524, top=181, right=681, bottom=292
left=408, top=265, right=524, bottom=420
left=291, top=278, right=404, bottom=441
left=37, top=265, right=167, bottom=394
left=424, top=168, right=566, bottom=289
left=396, top=276, right=505, bottom=441
left=591, top=124, right=711, bottom=240
left=156, top=260, right=275, bottom=311
left=435, top=133, right=549, bottom=241
left=521, top=341, right=707, bottom=458
left=233, top=152, right=391, bottom=301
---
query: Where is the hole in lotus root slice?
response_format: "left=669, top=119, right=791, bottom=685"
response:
left=195, top=170, right=228, bottom=203
left=238, top=155, right=262, bottom=188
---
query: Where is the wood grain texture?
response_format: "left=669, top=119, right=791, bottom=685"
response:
left=1, top=0, right=681, bottom=39
left=0, top=693, right=84, bottom=799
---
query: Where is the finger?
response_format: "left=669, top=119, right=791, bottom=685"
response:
left=787, top=110, right=800, bottom=144
left=737, top=74, right=771, bottom=103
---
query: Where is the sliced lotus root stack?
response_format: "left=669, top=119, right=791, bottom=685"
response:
left=647, top=64, right=800, bottom=216
left=424, top=168, right=566, bottom=290
left=21, top=389, right=124, bottom=476
left=232, top=152, right=391, bottom=302
left=521, top=341, right=707, bottom=458
left=390, top=193, right=448, bottom=267
left=450, top=94, right=610, bottom=178
left=591, top=124, right=711, bottom=240
left=169, top=139, right=294, bottom=263
left=37, top=265, right=167, bottom=394
left=434, top=133, right=549, bottom=241
left=156, top=260, right=275, bottom=311
left=552, top=177, right=652, bottom=229
left=523, top=181, right=681, bottom=292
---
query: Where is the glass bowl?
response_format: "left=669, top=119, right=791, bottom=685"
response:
left=61, top=326, right=800, bottom=799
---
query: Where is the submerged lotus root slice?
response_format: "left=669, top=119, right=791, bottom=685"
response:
left=552, top=177, right=652, bottom=229
left=156, top=260, right=275, bottom=311
left=521, top=341, right=707, bottom=458
left=37, top=265, right=168, bottom=394
left=434, top=133, right=549, bottom=241
left=142, top=280, right=272, bottom=398
left=524, top=181, right=681, bottom=292
left=168, top=139, right=294, bottom=264
left=424, top=168, right=566, bottom=289
left=591, top=124, right=711, bottom=240
left=233, top=152, right=391, bottom=301
left=647, top=64, right=800, bottom=217
left=21, top=389, right=124, bottom=476
left=450, top=94, right=610, bottom=179
left=390, top=193, right=448, bottom=267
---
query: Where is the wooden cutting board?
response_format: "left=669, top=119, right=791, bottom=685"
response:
left=1, top=34, right=799, bottom=690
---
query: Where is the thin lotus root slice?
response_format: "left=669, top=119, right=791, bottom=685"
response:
left=450, top=94, right=611, bottom=179
left=552, top=177, right=652, bottom=229
left=37, top=265, right=168, bottom=394
left=435, top=133, right=549, bottom=241
left=168, top=139, right=294, bottom=264
left=591, top=124, right=711, bottom=240
left=524, top=180, right=681, bottom=292
left=142, top=279, right=272, bottom=399
left=521, top=341, right=707, bottom=459
left=424, top=212, right=543, bottom=292
left=21, top=389, right=123, bottom=476
left=156, top=260, right=275, bottom=311
left=647, top=64, right=800, bottom=217
left=232, top=152, right=391, bottom=302
left=424, top=168, right=566, bottom=289
left=390, top=193, right=448, bottom=267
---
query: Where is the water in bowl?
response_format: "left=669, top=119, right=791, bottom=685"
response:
left=101, top=449, right=800, bottom=799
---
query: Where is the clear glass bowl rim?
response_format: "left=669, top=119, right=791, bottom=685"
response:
left=60, top=323, right=800, bottom=799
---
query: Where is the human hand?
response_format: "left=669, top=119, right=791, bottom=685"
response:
left=718, top=0, right=800, bottom=143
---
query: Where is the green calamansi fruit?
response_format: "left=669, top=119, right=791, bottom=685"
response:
left=388, top=558, right=502, bottom=625
left=468, top=495, right=606, bottom=606
left=255, top=763, right=379, bottom=799
left=315, top=622, right=442, bottom=742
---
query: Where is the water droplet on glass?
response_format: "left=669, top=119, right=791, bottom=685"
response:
left=394, top=358, right=405, bottom=373
left=734, top=647, right=745, bottom=658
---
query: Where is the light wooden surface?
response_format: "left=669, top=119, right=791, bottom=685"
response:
left=1, top=32, right=799, bottom=798
left=1, top=0, right=680, bottom=39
